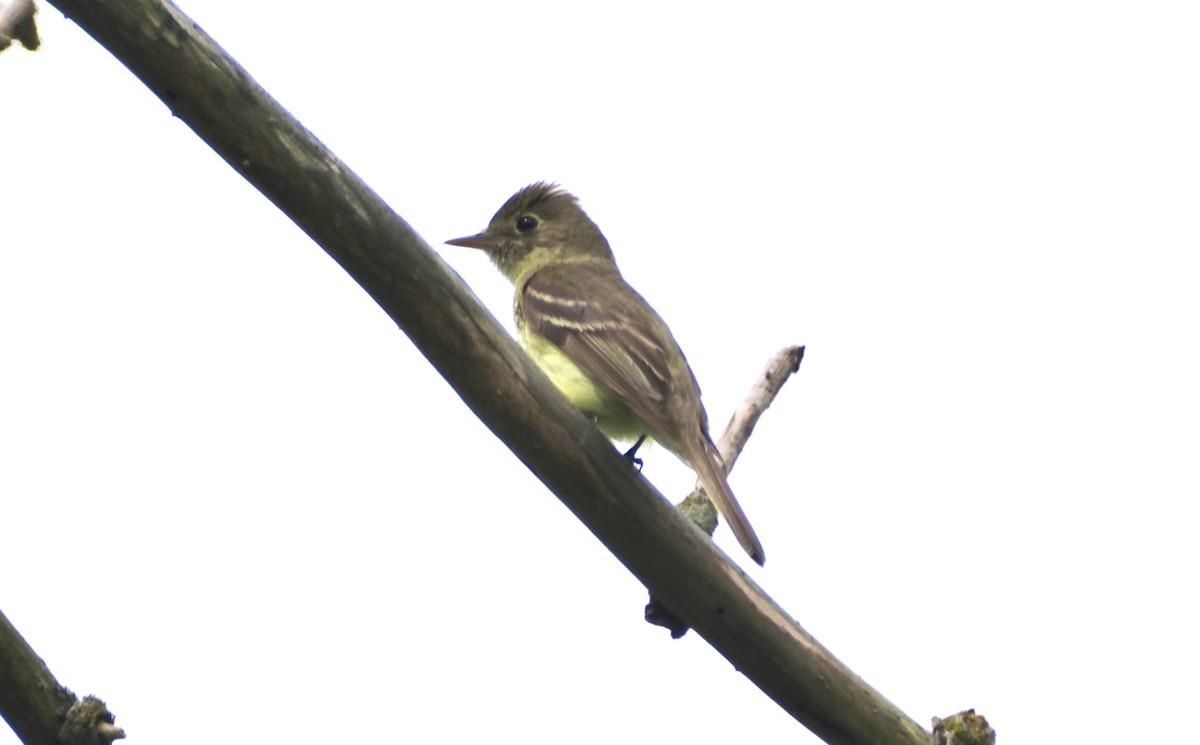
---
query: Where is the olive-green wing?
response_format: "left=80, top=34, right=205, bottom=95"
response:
left=521, top=265, right=678, bottom=437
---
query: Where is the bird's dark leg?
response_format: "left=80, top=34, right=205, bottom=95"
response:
left=623, top=435, right=648, bottom=471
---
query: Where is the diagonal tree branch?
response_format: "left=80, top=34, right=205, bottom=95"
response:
left=0, top=609, right=124, bottom=745
left=23, top=2, right=935, bottom=743
left=0, top=608, right=75, bottom=745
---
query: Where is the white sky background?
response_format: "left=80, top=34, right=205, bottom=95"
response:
left=2, top=2, right=1198, bottom=743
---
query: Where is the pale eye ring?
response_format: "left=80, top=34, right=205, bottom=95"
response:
left=516, top=215, right=538, bottom=233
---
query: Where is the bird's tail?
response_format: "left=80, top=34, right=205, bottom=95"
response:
left=691, top=435, right=765, bottom=566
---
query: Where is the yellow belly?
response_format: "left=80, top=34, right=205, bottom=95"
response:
left=520, top=331, right=647, bottom=445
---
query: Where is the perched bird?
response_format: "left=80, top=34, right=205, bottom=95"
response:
left=447, top=183, right=765, bottom=565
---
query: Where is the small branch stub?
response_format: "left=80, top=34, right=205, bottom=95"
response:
left=58, top=696, right=125, bottom=745
left=931, top=709, right=995, bottom=745
left=713, top=345, right=805, bottom=474
left=0, top=0, right=40, bottom=52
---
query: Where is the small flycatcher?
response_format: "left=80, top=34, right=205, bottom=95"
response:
left=447, top=183, right=765, bottom=565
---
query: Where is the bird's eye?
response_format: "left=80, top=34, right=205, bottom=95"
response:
left=516, top=215, right=538, bottom=233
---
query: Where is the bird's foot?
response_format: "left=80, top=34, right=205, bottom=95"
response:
left=623, top=435, right=647, bottom=471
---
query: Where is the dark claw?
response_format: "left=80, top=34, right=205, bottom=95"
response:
left=623, top=435, right=647, bottom=471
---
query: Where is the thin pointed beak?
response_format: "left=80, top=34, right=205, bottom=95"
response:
left=445, top=233, right=499, bottom=251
